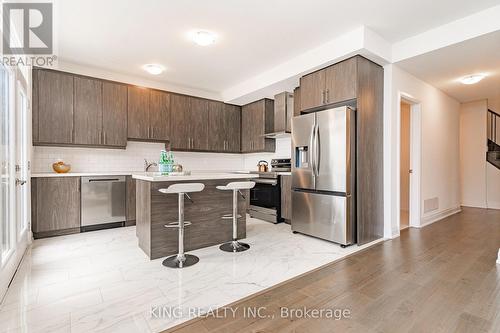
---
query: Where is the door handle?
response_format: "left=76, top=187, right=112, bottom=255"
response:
left=309, top=123, right=316, bottom=175
left=16, top=179, right=27, bottom=186
left=314, top=124, right=320, bottom=176
left=409, top=169, right=413, bottom=174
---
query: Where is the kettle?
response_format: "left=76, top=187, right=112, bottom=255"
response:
left=257, top=160, right=269, bottom=172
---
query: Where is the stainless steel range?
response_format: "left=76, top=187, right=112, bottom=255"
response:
left=249, top=159, right=291, bottom=223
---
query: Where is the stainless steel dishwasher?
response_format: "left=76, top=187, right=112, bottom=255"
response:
left=81, top=176, right=126, bottom=231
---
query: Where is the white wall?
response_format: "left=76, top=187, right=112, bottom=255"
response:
left=459, top=100, right=488, bottom=208
left=385, top=64, right=461, bottom=238
left=33, top=139, right=293, bottom=174
left=486, top=98, right=500, bottom=209
left=243, top=137, right=291, bottom=171
left=33, top=142, right=244, bottom=173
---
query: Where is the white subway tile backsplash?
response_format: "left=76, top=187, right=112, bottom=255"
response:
left=32, top=139, right=292, bottom=173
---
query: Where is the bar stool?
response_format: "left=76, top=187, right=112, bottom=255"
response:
left=158, top=183, right=205, bottom=268
left=216, top=181, right=256, bottom=252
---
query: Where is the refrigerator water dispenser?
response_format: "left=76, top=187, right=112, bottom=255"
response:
left=295, top=146, right=309, bottom=168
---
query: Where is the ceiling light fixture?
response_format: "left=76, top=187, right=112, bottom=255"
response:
left=191, top=30, right=217, bottom=46
left=143, top=64, right=165, bottom=75
left=460, top=74, right=486, bottom=85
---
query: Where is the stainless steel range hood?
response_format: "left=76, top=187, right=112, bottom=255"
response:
left=264, top=92, right=294, bottom=138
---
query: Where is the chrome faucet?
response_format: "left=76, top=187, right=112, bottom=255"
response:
left=144, top=159, right=158, bottom=172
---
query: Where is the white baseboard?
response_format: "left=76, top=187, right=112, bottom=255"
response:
left=417, top=206, right=462, bottom=228
left=487, top=201, right=500, bottom=210
left=461, top=203, right=487, bottom=209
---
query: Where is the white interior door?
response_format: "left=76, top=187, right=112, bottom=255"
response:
left=0, top=64, right=30, bottom=300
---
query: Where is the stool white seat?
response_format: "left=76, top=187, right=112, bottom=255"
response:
left=217, top=181, right=255, bottom=252
left=159, top=183, right=205, bottom=194
left=158, top=182, right=205, bottom=268
left=216, top=181, right=256, bottom=191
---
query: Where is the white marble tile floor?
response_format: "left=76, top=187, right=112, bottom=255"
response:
left=0, top=217, right=382, bottom=333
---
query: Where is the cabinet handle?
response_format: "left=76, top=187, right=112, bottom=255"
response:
left=103, top=132, right=106, bottom=144
left=151, top=127, right=154, bottom=138
left=326, top=89, right=329, bottom=104
left=148, top=126, right=150, bottom=138
left=188, top=138, right=190, bottom=149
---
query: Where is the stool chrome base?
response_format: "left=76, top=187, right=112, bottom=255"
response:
left=220, top=240, right=250, bottom=253
left=162, top=254, right=199, bottom=268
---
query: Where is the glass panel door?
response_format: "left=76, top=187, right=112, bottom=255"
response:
left=16, top=83, right=29, bottom=235
left=0, top=64, right=14, bottom=261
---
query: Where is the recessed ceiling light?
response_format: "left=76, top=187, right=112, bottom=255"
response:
left=143, top=64, right=165, bottom=75
left=191, top=30, right=217, bottom=46
left=460, top=74, right=486, bottom=85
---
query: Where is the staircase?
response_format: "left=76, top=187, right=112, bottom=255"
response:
left=487, top=109, right=500, bottom=170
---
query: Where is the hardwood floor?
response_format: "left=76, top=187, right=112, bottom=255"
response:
left=165, top=207, right=500, bottom=333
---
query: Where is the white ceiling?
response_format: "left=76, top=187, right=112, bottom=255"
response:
left=395, top=30, right=500, bottom=102
left=56, top=0, right=500, bottom=96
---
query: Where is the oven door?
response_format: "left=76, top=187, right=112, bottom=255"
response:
left=249, top=178, right=281, bottom=223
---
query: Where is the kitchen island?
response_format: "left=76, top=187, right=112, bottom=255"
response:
left=132, top=172, right=259, bottom=259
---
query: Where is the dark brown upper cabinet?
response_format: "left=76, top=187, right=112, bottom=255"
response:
left=300, top=57, right=357, bottom=111
left=208, top=102, right=241, bottom=152
left=102, top=82, right=128, bottom=147
left=36, top=70, right=74, bottom=144
left=127, top=87, right=171, bottom=142
left=224, top=104, right=241, bottom=152
left=170, top=94, right=191, bottom=150
left=33, top=68, right=127, bottom=148
left=170, top=95, right=209, bottom=151
left=190, top=97, right=209, bottom=151
left=293, top=87, right=301, bottom=117
left=299, top=69, right=325, bottom=111
left=74, top=78, right=127, bottom=147
left=33, top=68, right=244, bottom=152
left=73, top=77, right=102, bottom=145
left=149, top=90, right=171, bottom=141
left=208, top=101, right=225, bottom=151
left=241, top=99, right=275, bottom=153
left=127, top=86, right=150, bottom=140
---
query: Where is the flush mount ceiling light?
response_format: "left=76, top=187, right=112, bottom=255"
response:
left=142, top=64, right=165, bottom=75
left=191, top=30, right=217, bottom=46
left=460, top=74, right=486, bottom=85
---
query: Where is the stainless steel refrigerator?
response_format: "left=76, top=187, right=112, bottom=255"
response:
left=291, top=106, right=356, bottom=246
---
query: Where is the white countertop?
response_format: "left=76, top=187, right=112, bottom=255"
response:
left=31, top=170, right=291, bottom=178
left=132, top=172, right=260, bottom=182
left=31, top=171, right=135, bottom=178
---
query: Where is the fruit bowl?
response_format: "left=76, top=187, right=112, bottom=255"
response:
left=52, top=162, right=71, bottom=173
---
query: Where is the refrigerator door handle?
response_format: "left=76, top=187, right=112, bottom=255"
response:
left=309, top=122, right=316, bottom=178
left=314, top=123, right=320, bottom=176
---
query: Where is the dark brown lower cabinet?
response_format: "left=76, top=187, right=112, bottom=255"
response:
left=126, top=176, right=136, bottom=225
left=280, top=175, right=292, bottom=221
left=31, top=177, right=81, bottom=238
